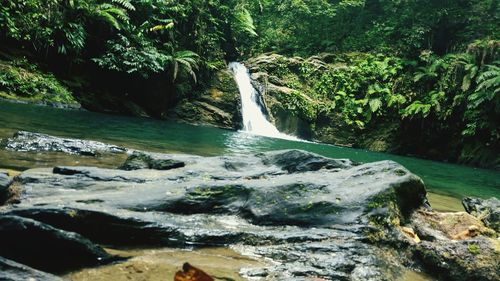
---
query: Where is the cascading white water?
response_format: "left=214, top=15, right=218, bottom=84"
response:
left=229, top=62, right=298, bottom=140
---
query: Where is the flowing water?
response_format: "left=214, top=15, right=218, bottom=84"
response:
left=229, top=62, right=298, bottom=140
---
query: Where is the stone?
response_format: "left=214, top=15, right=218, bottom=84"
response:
left=171, top=69, right=242, bottom=129
left=120, top=151, right=185, bottom=171
left=0, top=131, right=127, bottom=156
left=463, top=197, right=500, bottom=232
left=1, top=134, right=496, bottom=280
left=0, top=215, right=113, bottom=273
left=0, top=148, right=431, bottom=279
left=409, top=209, right=500, bottom=281
left=414, top=237, right=499, bottom=281
left=0, top=172, right=12, bottom=193
left=0, top=256, right=66, bottom=281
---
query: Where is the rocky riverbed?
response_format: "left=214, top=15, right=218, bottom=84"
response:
left=0, top=131, right=498, bottom=280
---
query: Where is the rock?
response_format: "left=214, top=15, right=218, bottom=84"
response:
left=409, top=209, right=500, bottom=281
left=463, top=197, right=500, bottom=232
left=171, top=69, right=242, bottom=129
left=120, top=151, right=185, bottom=171
left=0, top=172, right=12, bottom=193
left=0, top=215, right=113, bottom=273
left=0, top=256, right=66, bottom=281
left=258, top=149, right=355, bottom=172
left=13, top=150, right=425, bottom=227
left=4, top=207, right=184, bottom=247
left=0, top=148, right=431, bottom=279
left=0, top=172, right=14, bottom=205
left=4, top=140, right=494, bottom=280
left=415, top=237, right=499, bottom=281
left=1, top=131, right=127, bottom=156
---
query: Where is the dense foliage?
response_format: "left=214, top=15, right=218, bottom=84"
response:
left=0, top=0, right=257, bottom=114
left=0, top=0, right=498, bottom=167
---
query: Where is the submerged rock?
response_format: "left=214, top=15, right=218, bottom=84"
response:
left=1, top=131, right=127, bottom=156
left=463, top=197, right=500, bottom=232
left=0, top=256, right=66, bottom=281
left=0, top=215, right=113, bottom=273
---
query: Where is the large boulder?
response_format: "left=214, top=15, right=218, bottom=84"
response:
left=0, top=148, right=430, bottom=279
left=1, top=131, right=127, bottom=156
left=11, top=150, right=426, bottom=228
left=171, top=69, right=242, bottom=129
left=0, top=215, right=113, bottom=273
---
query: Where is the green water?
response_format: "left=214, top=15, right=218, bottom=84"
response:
left=0, top=100, right=498, bottom=200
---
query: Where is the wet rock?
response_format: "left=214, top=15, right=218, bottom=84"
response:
left=7, top=150, right=426, bottom=228
left=415, top=237, right=499, bottom=281
left=1, top=131, right=127, bottom=156
left=258, top=149, right=355, bottom=172
left=0, top=256, right=66, bottom=281
left=463, top=197, right=500, bottom=232
left=0, top=172, right=12, bottom=194
left=0, top=146, right=441, bottom=280
left=5, top=207, right=184, bottom=247
left=0, top=171, right=15, bottom=205
left=120, top=151, right=185, bottom=171
left=171, top=69, right=242, bottom=129
left=0, top=215, right=113, bottom=273
left=409, top=209, right=499, bottom=281
left=238, top=239, right=403, bottom=281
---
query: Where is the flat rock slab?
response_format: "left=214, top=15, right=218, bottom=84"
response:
left=13, top=150, right=426, bottom=227
left=1, top=131, right=127, bottom=156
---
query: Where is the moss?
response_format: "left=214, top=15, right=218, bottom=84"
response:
left=467, top=244, right=481, bottom=255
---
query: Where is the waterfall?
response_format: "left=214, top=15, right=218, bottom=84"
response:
left=229, top=62, right=298, bottom=140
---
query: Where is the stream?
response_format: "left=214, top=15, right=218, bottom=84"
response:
left=1, top=100, right=498, bottom=203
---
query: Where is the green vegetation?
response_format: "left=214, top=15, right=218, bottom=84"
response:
left=468, top=243, right=481, bottom=255
left=0, top=0, right=498, bottom=168
left=0, top=59, right=78, bottom=105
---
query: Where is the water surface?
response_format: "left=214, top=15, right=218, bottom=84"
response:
left=0, top=101, right=498, bottom=200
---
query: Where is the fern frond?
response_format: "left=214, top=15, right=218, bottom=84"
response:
left=111, top=0, right=135, bottom=11
left=234, top=7, right=258, bottom=37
